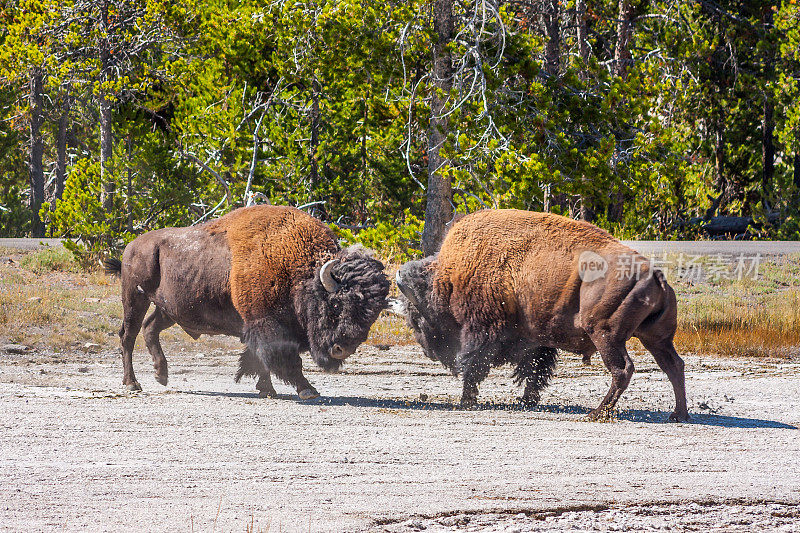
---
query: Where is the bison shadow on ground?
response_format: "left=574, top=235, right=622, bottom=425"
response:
left=177, top=390, right=796, bottom=429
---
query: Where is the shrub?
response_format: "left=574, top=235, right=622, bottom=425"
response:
left=40, top=158, right=134, bottom=269
left=331, top=209, right=424, bottom=263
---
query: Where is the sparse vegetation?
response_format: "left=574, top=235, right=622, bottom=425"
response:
left=18, top=245, right=79, bottom=274
left=1, top=247, right=798, bottom=359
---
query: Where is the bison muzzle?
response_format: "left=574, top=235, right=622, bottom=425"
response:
left=395, top=209, right=689, bottom=422
left=104, top=205, right=390, bottom=400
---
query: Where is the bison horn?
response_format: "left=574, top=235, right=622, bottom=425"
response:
left=319, top=259, right=340, bottom=293
left=395, top=270, right=420, bottom=310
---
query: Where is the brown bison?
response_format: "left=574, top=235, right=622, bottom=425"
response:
left=104, top=205, right=390, bottom=399
left=395, top=209, right=689, bottom=421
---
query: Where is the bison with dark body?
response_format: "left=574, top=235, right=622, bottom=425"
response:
left=396, top=209, right=689, bottom=421
left=104, top=205, right=390, bottom=399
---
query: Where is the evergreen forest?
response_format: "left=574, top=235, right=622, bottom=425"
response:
left=1, top=0, right=800, bottom=260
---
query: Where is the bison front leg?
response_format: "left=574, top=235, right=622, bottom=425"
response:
left=235, top=349, right=277, bottom=398
left=510, top=343, right=558, bottom=406
left=255, top=373, right=277, bottom=398
left=258, top=342, right=319, bottom=401
left=458, top=341, right=501, bottom=409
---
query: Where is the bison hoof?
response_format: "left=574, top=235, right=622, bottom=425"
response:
left=298, top=388, right=320, bottom=401
left=258, top=388, right=277, bottom=399
left=125, top=382, right=142, bottom=392
left=669, top=411, right=691, bottom=423
left=519, top=395, right=540, bottom=407
left=155, top=373, right=168, bottom=386
left=459, top=397, right=478, bottom=409
left=587, top=407, right=617, bottom=422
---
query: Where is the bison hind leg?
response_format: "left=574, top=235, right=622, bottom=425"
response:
left=142, top=307, right=175, bottom=386
left=511, top=343, right=558, bottom=406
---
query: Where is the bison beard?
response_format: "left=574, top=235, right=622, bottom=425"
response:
left=397, top=258, right=558, bottom=407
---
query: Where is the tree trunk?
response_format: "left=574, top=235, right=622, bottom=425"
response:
left=608, top=0, right=634, bottom=222
left=761, top=7, right=774, bottom=211
left=714, top=116, right=727, bottom=211
left=762, top=96, right=774, bottom=210
left=576, top=0, right=593, bottom=221
left=793, top=144, right=800, bottom=205
left=614, top=0, right=634, bottom=78
left=309, top=76, right=321, bottom=194
left=576, top=0, right=589, bottom=69
left=55, top=105, right=69, bottom=202
left=360, top=83, right=369, bottom=218
left=421, top=0, right=454, bottom=256
left=126, top=133, right=134, bottom=232
left=28, top=69, right=46, bottom=237
left=99, top=1, right=114, bottom=213
left=543, top=0, right=560, bottom=77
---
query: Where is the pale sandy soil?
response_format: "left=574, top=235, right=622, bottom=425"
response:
left=1, top=339, right=798, bottom=532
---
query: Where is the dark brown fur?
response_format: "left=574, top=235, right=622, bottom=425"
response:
left=397, top=209, right=689, bottom=421
left=106, top=205, right=390, bottom=398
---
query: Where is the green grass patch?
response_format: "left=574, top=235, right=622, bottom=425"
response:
left=19, top=246, right=79, bottom=274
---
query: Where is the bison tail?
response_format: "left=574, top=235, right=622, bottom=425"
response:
left=653, top=268, right=669, bottom=291
left=102, top=258, right=122, bottom=276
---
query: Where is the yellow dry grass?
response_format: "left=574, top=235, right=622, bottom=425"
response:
left=0, top=248, right=797, bottom=359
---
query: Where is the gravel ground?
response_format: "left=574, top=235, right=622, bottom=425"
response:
left=1, top=341, right=799, bottom=532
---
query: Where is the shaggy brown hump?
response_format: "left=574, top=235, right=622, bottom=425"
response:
left=203, top=205, right=339, bottom=322
left=433, top=209, right=632, bottom=329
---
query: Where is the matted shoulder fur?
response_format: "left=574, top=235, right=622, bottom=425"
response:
left=204, top=205, right=339, bottom=322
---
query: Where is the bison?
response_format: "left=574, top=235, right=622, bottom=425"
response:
left=395, top=209, right=689, bottom=422
left=104, top=205, right=390, bottom=400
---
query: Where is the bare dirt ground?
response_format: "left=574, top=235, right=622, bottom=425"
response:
left=1, top=338, right=798, bottom=532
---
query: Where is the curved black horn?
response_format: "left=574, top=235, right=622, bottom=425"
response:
left=319, top=259, right=339, bottom=293
left=395, top=270, right=421, bottom=310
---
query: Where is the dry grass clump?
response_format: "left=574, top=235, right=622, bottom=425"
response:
left=367, top=313, right=416, bottom=346
left=366, top=261, right=416, bottom=346
left=674, top=290, right=800, bottom=358
left=0, top=253, right=121, bottom=351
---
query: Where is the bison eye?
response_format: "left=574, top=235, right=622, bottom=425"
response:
left=331, top=300, right=342, bottom=315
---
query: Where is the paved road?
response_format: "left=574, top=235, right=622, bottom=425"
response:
left=622, top=240, right=800, bottom=256
left=0, top=238, right=65, bottom=250
left=3, top=238, right=800, bottom=256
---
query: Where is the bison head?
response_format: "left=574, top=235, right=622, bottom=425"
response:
left=298, top=246, right=390, bottom=371
left=395, top=257, right=461, bottom=372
